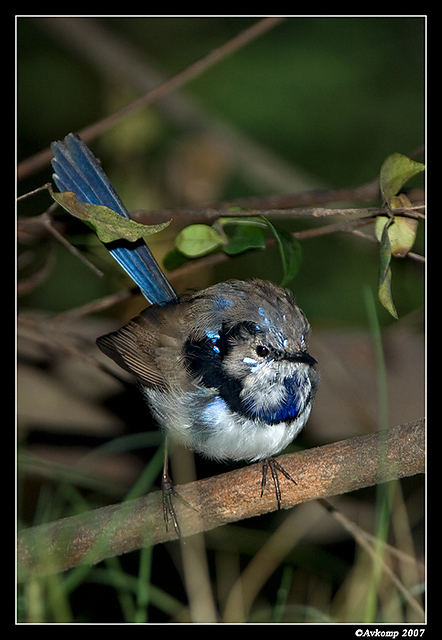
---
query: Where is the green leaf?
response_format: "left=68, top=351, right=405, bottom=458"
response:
left=378, top=267, right=398, bottom=319
left=51, top=189, right=170, bottom=244
left=376, top=218, right=398, bottom=318
left=175, top=224, right=223, bottom=258
left=261, top=217, right=302, bottom=286
left=223, top=222, right=266, bottom=255
left=378, top=218, right=393, bottom=285
left=162, top=248, right=190, bottom=270
left=380, top=152, right=425, bottom=202
left=171, top=215, right=302, bottom=284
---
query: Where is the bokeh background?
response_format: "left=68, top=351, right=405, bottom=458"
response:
left=17, top=17, right=425, bottom=623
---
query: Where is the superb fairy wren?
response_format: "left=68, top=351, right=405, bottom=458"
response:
left=51, top=134, right=319, bottom=534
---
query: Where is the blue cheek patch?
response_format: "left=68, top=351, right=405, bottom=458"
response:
left=205, top=330, right=221, bottom=354
left=242, top=356, right=266, bottom=373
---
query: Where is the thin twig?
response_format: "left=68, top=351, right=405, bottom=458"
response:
left=17, top=419, right=425, bottom=579
left=318, top=499, right=424, bottom=619
left=17, top=183, right=52, bottom=201
left=40, top=211, right=105, bottom=278
left=48, top=288, right=135, bottom=324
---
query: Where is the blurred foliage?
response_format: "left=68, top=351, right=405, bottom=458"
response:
left=17, top=16, right=424, bottom=325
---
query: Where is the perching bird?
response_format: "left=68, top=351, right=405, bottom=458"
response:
left=51, top=133, right=319, bottom=535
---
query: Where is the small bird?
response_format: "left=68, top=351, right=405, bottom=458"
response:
left=51, top=134, right=319, bottom=535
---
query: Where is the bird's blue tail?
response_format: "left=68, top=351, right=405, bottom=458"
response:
left=51, top=133, right=176, bottom=305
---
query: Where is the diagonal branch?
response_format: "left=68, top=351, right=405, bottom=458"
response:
left=17, top=418, right=425, bottom=580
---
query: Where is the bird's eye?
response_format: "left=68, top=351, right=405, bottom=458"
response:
left=256, top=345, right=270, bottom=358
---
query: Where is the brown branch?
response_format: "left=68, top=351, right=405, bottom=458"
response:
left=129, top=203, right=425, bottom=227
left=131, top=205, right=361, bottom=226
left=17, top=418, right=425, bottom=580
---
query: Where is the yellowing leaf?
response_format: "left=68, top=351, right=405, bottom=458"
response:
left=375, top=194, right=419, bottom=258
left=380, top=152, right=425, bottom=202
left=51, top=189, right=170, bottom=244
